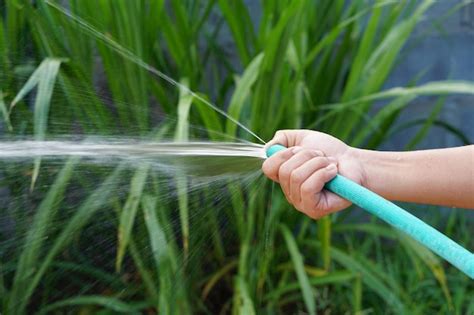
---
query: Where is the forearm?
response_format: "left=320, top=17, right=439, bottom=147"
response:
left=352, top=145, right=474, bottom=208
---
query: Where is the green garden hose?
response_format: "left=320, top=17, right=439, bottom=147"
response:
left=267, top=144, right=474, bottom=279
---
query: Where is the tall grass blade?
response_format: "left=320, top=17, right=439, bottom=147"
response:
left=116, top=165, right=149, bottom=271
left=235, top=277, right=256, bottom=315
left=325, top=81, right=474, bottom=110
left=405, top=97, right=445, bottom=150
left=142, top=195, right=168, bottom=272
left=226, top=53, right=264, bottom=138
left=317, top=216, right=331, bottom=271
left=175, top=78, right=192, bottom=259
left=280, top=224, right=316, bottom=315
left=9, top=58, right=63, bottom=189
left=0, top=91, right=12, bottom=131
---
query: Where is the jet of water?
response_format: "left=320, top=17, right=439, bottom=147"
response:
left=0, top=141, right=265, bottom=159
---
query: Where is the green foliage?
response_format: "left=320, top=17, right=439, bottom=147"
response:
left=1, top=0, right=472, bottom=314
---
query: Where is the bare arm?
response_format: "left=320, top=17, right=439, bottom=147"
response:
left=353, top=145, right=474, bottom=208
left=262, top=130, right=474, bottom=219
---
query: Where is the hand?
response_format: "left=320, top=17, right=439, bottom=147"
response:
left=262, top=130, right=367, bottom=219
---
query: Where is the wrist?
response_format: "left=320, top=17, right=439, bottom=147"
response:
left=348, top=147, right=399, bottom=198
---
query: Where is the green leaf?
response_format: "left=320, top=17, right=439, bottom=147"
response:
left=280, top=224, right=316, bottom=315
left=226, top=53, right=264, bottom=138
left=0, top=91, right=12, bottom=131
left=142, top=195, right=169, bottom=271
left=193, top=92, right=224, bottom=141
left=317, top=216, right=331, bottom=270
left=405, top=97, right=445, bottom=150
left=265, top=271, right=355, bottom=301
left=175, top=78, right=192, bottom=258
left=116, top=164, right=149, bottom=271
left=10, top=58, right=63, bottom=136
left=324, top=81, right=474, bottom=110
left=234, top=277, right=256, bottom=315
left=9, top=58, right=63, bottom=189
left=218, top=0, right=254, bottom=65
left=351, top=95, right=416, bottom=147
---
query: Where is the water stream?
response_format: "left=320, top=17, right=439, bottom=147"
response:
left=0, top=140, right=266, bottom=176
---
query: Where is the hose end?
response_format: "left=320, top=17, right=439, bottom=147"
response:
left=266, top=144, right=287, bottom=158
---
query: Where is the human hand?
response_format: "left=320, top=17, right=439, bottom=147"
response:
left=262, top=130, right=367, bottom=219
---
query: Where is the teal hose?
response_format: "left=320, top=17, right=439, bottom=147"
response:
left=267, top=144, right=474, bottom=278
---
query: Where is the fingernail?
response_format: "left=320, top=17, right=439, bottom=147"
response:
left=326, top=164, right=337, bottom=172
left=292, top=146, right=303, bottom=154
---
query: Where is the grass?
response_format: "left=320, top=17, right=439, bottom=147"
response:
left=0, top=0, right=473, bottom=314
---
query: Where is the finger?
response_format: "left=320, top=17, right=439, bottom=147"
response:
left=279, top=149, right=323, bottom=203
left=261, top=147, right=295, bottom=182
left=299, top=164, right=338, bottom=218
left=289, top=157, right=332, bottom=205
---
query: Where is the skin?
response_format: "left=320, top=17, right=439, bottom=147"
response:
left=262, top=130, right=474, bottom=219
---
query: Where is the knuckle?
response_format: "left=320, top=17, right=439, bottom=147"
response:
left=314, top=150, right=325, bottom=156
left=304, top=150, right=318, bottom=159
left=290, top=169, right=304, bottom=184
left=314, top=156, right=329, bottom=165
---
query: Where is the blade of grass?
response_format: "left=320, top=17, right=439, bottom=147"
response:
left=317, top=216, right=331, bottom=271
left=265, top=270, right=354, bottom=301
left=193, top=93, right=224, bottom=141
left=280, top=224, right=316, bottom=315
left=351, top=95, right=417, bottom=147
left=405, top=97, right=445, bottom=150
left=0, top=90, right=12, bottom=131
left=202, top=260, right=237, bottom=300
left=322, top=81, right=474, bottom=110
left=226, top=53, right=264, bottom=138
left=342, top=3, right=382, bottom=100
left=218, top=0, right=254, bottom=65
left=128, top=238, right=159, bottom=303
left=0, top=15, right=7, bottom=85
left=175, top=78, right=193, bottom=259
left=234, top=277, right=256, bottom=315
left=142, top=195, right=169, bottom=272
left=9, top=58, right=63, bottom=189
left=116, top=164, right=149, bottom=271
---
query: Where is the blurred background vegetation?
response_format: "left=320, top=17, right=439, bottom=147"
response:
left=0, top=0, right=473, bottom=314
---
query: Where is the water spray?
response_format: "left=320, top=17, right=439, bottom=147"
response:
left=267, top=144, right=474, bottom=279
